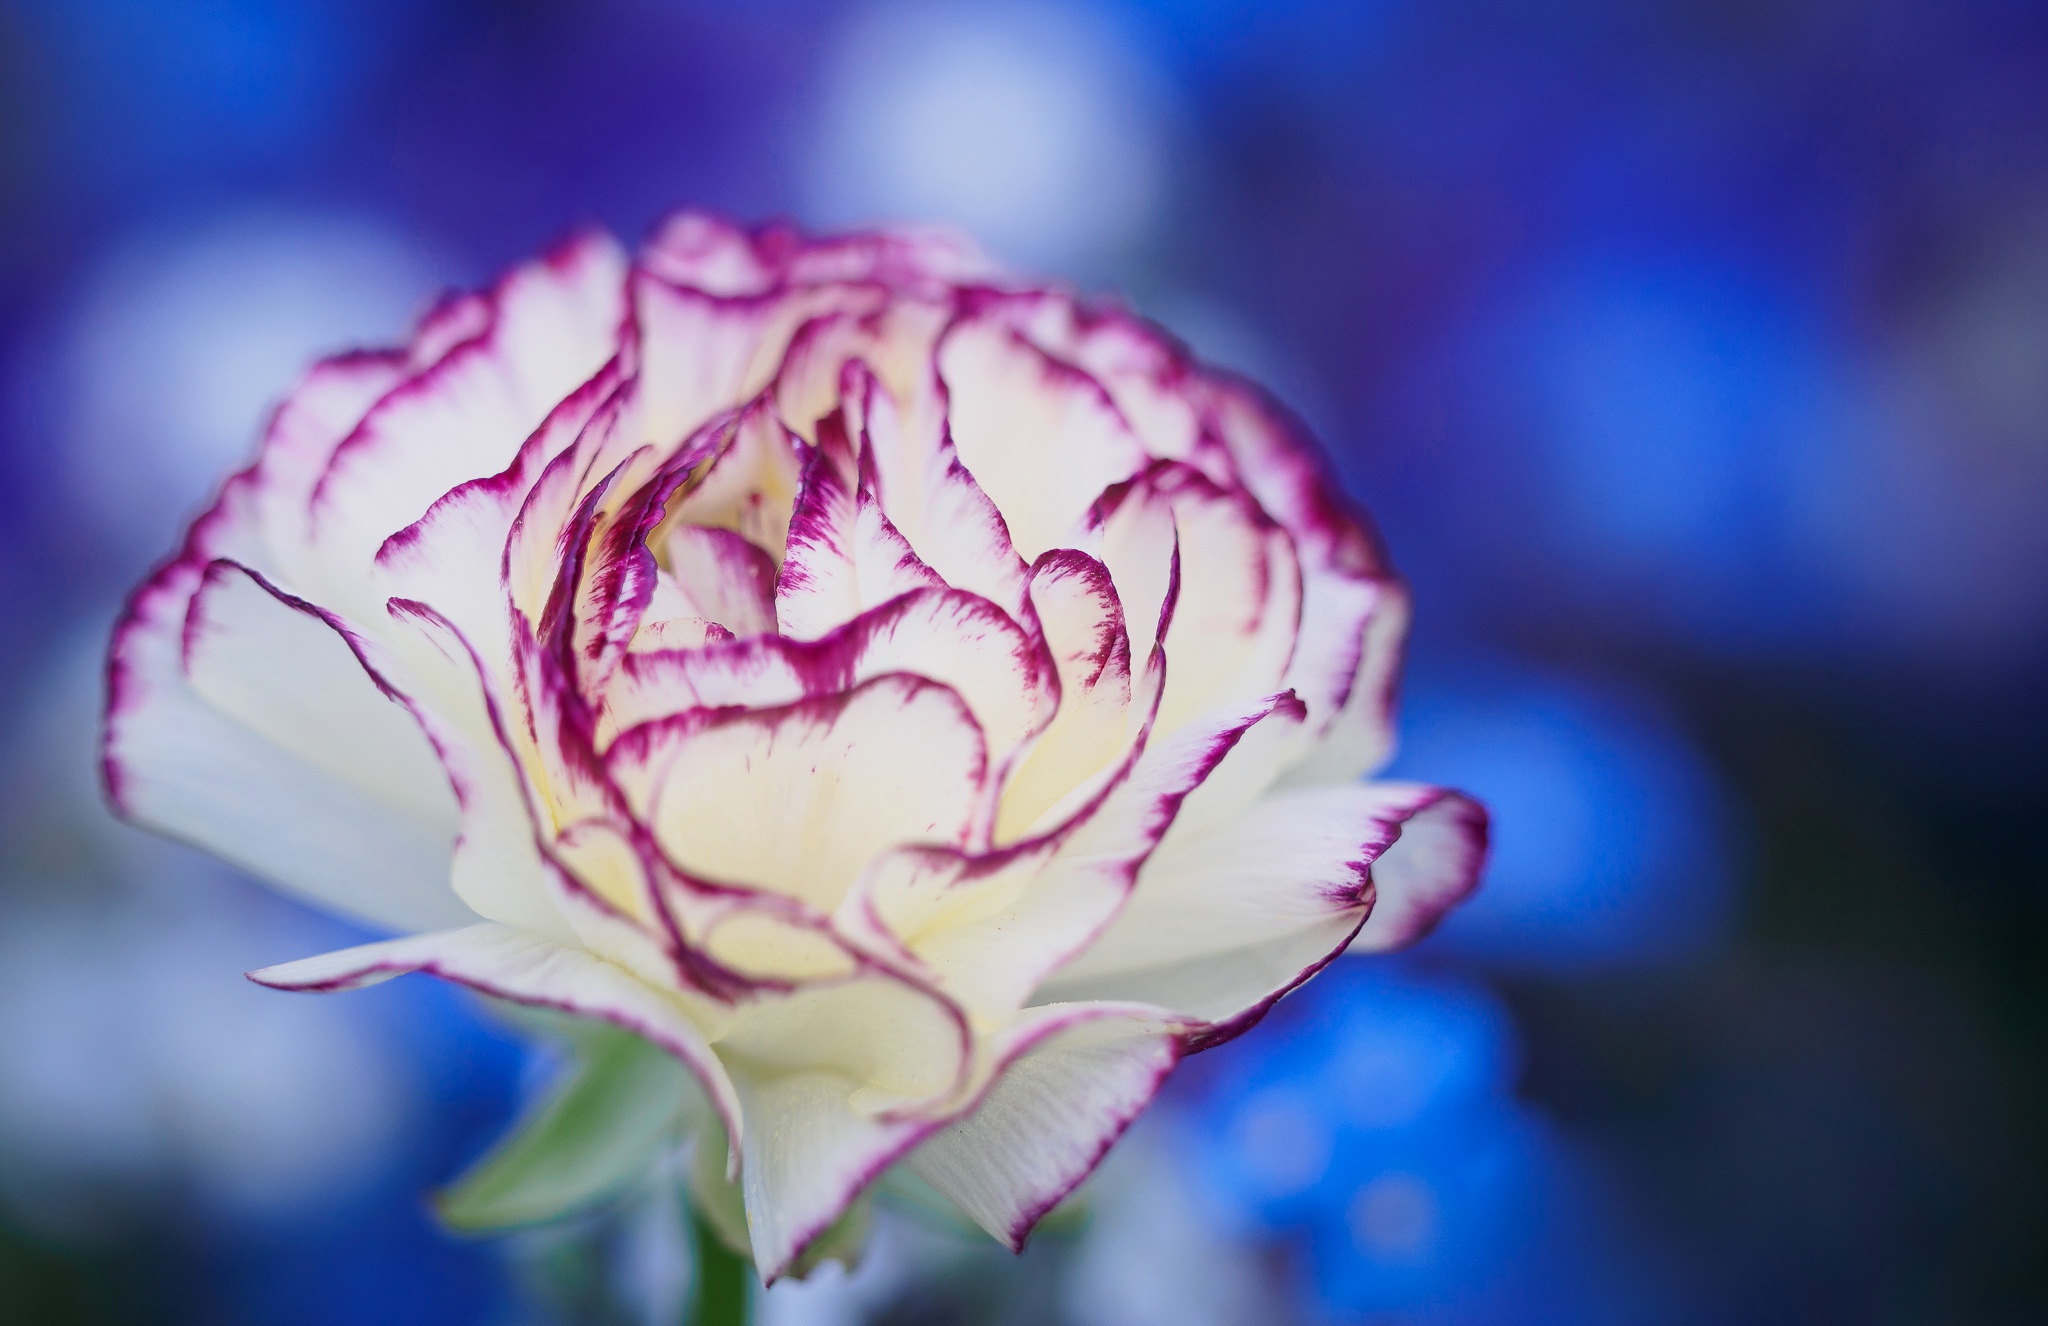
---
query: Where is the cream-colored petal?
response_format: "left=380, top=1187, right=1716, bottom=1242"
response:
left=608, top=674, right=989, bottom=911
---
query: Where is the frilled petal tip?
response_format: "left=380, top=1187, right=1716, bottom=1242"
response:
left=1038, top=780, right=1488, bottom=1057
left=1347, top=784, right=1490, bottom=953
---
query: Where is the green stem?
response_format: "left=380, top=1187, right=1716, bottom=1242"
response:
left=690, top=1208, right=751, bottom=1326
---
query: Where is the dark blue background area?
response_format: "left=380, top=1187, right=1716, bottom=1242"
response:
left=0, top=2, right=2041, bottom=1323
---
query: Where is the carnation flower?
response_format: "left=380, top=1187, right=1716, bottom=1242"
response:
left=103, top=213, right=1486, bottom=1279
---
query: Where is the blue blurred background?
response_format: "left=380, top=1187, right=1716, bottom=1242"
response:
left=0, top=1, right=2043, bottom=1322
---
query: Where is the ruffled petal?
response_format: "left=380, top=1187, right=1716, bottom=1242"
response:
left=249, top=922, right=739, bottom=1145
left=1039, top=782, right=1487, bottom=1047
left=906, top=1003, right=1181, bottom=1250
left=1280, top=579, right=1410, bottom=784
left=606, top=674, right=990, bottom=912
left=371, top=355, right=629, bottom=693
left=633, top=269, right=883, bottom=450
left=605, top=587, right=1052, bottom=769
left=939, top=315, right=1149, bottom=561
left=307, top=233, right=629, bottom=592
left=104, top=556, right=470, bottom=934
left=1093, top=462, right=1303, bottom=738
left=716, top=973, right=972, bottom=1279
left=377, top=600, right=577, bottom=942
left=861, top=690, right=1308, bottom=1021
left=662, top=525, right=778, bottom=638
left=1202, top=376, right=1386, bottom=580
left=663, top=399, right=808, bottom=565
left=244, top=351, right=415, bottom=584
left=1346, top=784, right=1490, bottom=952
left=774, top=387, right=944, bottom=640
left=996, top=551, right=1136, bottom=842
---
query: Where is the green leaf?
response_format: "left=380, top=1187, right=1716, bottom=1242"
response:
left=437, top=1022, right=695, bottom=1231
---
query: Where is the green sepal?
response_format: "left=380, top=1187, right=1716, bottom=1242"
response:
left=436, top=1020, right=695, bottom=1231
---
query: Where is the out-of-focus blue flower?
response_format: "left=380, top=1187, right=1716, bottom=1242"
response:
left=802, top=0, right=1181, bottom=275
left=7, top=0, right=415, bottom=197
left=1444, top=257, right=1838, bottom=648
left=1386, top=658, right=1738, bottom=968
left=43, top=208, right=444, bottom=561
left=1175, top=962, right=1640, bottom=1324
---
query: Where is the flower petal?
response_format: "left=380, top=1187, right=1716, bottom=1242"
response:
left=906, top=1003, right=1181, bottom=1251
left=378, top=600, right=578, bottom=941
left=105, top=556, right=470, bottom=934
left=996, top=551, right=1136, bottom=842
left=309, top=232, right=629, bottom=584
left=1280, top=579, right=1410, bottom=784
left=1095, top=462, right=1304, bottom=738
left=249, top=922, right=740, bottom=1145
left=1346, top=784, right=1489, bottom=952
left=607, top=674, right=990, bottom=911
left=634, top=270, right=884, bottom=450
left=717, top=973, right=972, bottom=1279
left=773, top=393, right=944, bottom=640
left=939, top=315, right=1149, bottom=561
left=1203, top=376, right=1386, bottom=580
left=1039, top=782, right=1487, bottom=1045
left=1046, top=784, right=1387, bottom=986
left=663, top=399, right=808, bottom=565
left=372, top=352, right=627, bottom=651
left=244, top=351, right=415, bottom=583
left=869, top=690, right=1308, bottom=1021
left=662, top=525, right=778, bottom=638
left=604, top=587, right=1051, bottom=769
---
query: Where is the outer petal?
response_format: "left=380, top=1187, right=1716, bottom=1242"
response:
left=243, top=351, right=415, bottom=587
left=715, top=974, right=972, bottom=1279
left=906, top=1003, right=1181, bottom=1250
left=727, top=1066, right=929, bottom=1281
left=1281, top=580, right=1410, bottom=785
left=849, top=689, right=1308, bottom=1023
left=370, top=352, right=629, bottom=695
left=1201, top=375, right=1385, bottom=580
left=249, top=923, right=739, bottom=1146
left=308, top=233, right=629, bottom=594
left=1047, top=784, right=1389, bottom=985
left=378, top=600, right=577, bottom=942
left=1040, top=783, right=1488, bottom=1046
left=990, top=293, right=1205, bottom=465
left=1346, top=784, right=1490, bottom=952
left=104, top=557, right=471, bottom=934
